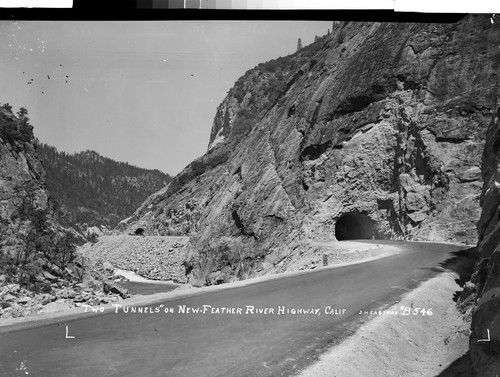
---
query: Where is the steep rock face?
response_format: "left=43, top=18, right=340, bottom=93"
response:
left=469, top=114, right=500, bottom=373
left=0, top=108, right=49, bottom=246
left=120, top=16, right=497, bottom=286
left=0, top=107, right=131, bottom=319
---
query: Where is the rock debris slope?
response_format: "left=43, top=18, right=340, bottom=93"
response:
left=120, top=16, right=498, bottom=287
left=79, top=236, right=189, bottom=283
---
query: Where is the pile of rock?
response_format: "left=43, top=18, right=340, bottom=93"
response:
left=79, top=235, right=190, bottom=283
left=0, top=282, right=41, bottom=319
left=0, top=260, right=131, bottom=320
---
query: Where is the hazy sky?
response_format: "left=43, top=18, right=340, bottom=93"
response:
left=0, top=21, right=331, bottom=174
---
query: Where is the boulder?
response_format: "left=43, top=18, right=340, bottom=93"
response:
left=0, top=301, right=12, bottom=309
left=84, top=279, right=103, bottom=292
left=5, top=283, right=20, bottom=294
left=103, top=280, right=130, bottom=298
left=87, top=297, right=101, bottom=306
left=10, top=303, right=24, bottom=318
left=73, top=283, right=85, bottom=292
left=102, top=261, right=114, bottom=273
left=86, top=226, right=103, bottom=238
left=74, top=294, right=86, bottom=303
left=40, top=294, right=53, bottom=305
left=17, top=296, right=32, bottom=304
left=0, top=286, right=9, bottom=297
left=43, top=270, right=58, bottom=282
left=2, top=294, right=16, bottom=302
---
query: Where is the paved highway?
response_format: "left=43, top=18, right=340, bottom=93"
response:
left=0, top=240, right=465, bottom=377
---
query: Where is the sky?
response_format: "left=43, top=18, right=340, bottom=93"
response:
left=0, top=21, right=331, bottom=175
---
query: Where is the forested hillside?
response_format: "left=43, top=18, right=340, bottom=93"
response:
left=36, top=143, right=172, bottom=232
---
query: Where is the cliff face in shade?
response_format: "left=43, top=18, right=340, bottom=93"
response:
left=468, top=114, right=500, bottom=373
left=119, top=16, right=498, bottom=287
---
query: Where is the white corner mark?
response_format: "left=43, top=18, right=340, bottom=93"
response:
left=477, top=329, right=490, bottom=342
left=65, top=325, right=75, bottom=339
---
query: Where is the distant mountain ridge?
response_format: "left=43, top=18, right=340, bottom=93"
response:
left=36, top=143, right=172, bottom=232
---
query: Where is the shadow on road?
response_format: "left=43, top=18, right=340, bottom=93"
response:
left=435, top=352, right=477, bottom=377
left=435, top=249, right=477, bottom=377
left=439, top=247, right=477, bottom=300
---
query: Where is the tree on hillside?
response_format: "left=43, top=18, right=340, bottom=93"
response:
left=1, top=103, right=13, bottom=112
left=336, top=30, right=345, bottom=44
left=297, top=38, right=302, bottom=51
left=17, top=107, right=29, bottom=120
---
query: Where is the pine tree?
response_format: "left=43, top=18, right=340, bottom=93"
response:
left=314, top=35, right=319, bottom=43
left=17, top=107, right=28, bottom=119
left=297, top=38, right=302, bottom=51
left=1, top=103, right=13, bottom=112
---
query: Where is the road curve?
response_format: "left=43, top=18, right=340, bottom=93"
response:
left=0, top=240, right=465, bottom=377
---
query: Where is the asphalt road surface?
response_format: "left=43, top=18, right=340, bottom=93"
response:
left=0, top=240, right=465, bottom=377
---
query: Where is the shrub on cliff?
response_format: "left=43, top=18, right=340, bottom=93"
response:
left=0, top=104, right=33, bottom=147
left=232, top=109, right=256, bottom=137
left=165, top=149, right=230, bottom=198
left=0, top=183, right=79, bottom=292
left=336, top=30, right=345, bottom=44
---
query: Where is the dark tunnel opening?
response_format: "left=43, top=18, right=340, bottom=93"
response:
left=335, top=213, right=375, bottom=240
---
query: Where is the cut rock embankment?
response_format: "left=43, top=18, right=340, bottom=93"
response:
left=79, top=235, right=190, bottom=283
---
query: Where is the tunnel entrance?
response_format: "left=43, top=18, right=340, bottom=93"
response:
left=335, top=213, right=374, bottom=240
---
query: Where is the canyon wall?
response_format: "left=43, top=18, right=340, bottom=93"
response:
left=468, top=109, right=500, bottom=374
left=120, top=16, right=498, bottom=287
left=0, top=107, right=50, bottom=249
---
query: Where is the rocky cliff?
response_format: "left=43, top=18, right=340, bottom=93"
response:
left=467, top=109, right=500, bottom=373
left=120, top=16, right=498, bottom=287
left=0, top=106, right=49, bottom=256
left=0, top=105, right=129, bottom=319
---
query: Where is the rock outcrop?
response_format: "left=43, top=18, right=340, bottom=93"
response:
left=467, top=109, right=500, bottom=374
left=0, top=106, right=128, bottom=319
left=119, top=16, right=497, bottom=287
left=0, top=107, right=48, bottom=245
